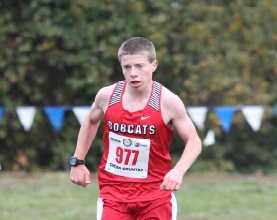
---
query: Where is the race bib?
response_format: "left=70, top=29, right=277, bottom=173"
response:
left=105, top=132, right=150, bottom=178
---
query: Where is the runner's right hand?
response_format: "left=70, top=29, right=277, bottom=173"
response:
left=69, top=165, right=91, bottom=187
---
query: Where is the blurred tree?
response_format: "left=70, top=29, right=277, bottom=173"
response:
left=0, top=0, right=276, bottom=171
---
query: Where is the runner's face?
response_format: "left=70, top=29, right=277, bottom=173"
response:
left=120, top=54, right=157, bottom=89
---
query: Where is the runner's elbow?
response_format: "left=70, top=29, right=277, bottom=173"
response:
left=194, top=136, right=202, bottom=155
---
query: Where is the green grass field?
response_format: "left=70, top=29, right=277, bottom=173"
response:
left=0, top=172, right=276, bottom=220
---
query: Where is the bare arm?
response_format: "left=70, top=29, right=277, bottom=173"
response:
left=69, top=86, right=111, bottom=187
left=172, top=98, right=202, bottom=176
left=160, top=92, right=202, bottom=191
left=73, top=101, right=103, bottom=160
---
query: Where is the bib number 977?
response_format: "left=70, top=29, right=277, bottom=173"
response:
left=106, top=132, right=150, bottom=178
left=116, top=146, right=139, bottom=166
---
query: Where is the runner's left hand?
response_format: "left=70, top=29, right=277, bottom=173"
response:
left=160, top=168, right=183, bottom=191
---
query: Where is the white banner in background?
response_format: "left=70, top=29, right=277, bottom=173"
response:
left=16, top=106, right=36, bottom=131
left=203, top=130, right=215, bottom=146
left=241, top=106, right=264, bottom=132
left=187, top=106, right=208, bottom=130
left=73, top=106, right=90, bottom=124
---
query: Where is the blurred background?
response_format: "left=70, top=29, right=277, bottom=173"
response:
left=0, top=0, right=276, bottom=173
left=0, top=0, right=276, bottom=219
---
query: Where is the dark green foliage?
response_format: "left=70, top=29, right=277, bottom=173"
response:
left=0, top=0, right=276, bottom=171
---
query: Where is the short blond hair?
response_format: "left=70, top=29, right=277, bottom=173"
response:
left=118, top=37, right=156, bottom=62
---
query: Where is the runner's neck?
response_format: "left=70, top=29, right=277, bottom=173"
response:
left=125, top=81, right=153, bottom=100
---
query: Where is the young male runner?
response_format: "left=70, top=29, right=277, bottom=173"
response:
left=69, top=37, right=202, bottom=220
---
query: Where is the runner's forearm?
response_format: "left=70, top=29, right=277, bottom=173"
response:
left=74, top=115, right=100, bottom=160
left=174, top=137, right=202, bottom=176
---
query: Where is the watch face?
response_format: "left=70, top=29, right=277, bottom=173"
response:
left=69, top=157, right=77, bottom=166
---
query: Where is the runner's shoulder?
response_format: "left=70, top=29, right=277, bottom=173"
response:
left=95, top=83, right=116, bottom=108
left=97, top=84, right=116, bottom=99
left=161, top=85, right=185, bottom=117
left=161, top=85, right=182, bottom=106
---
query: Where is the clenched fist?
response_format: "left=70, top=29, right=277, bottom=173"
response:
left=69, top=165, right=91, bottom=187
left=160, top=168, right=184, bottom=191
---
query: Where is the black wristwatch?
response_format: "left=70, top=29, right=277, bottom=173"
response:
left=68, top=156, right=85, bottom=167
